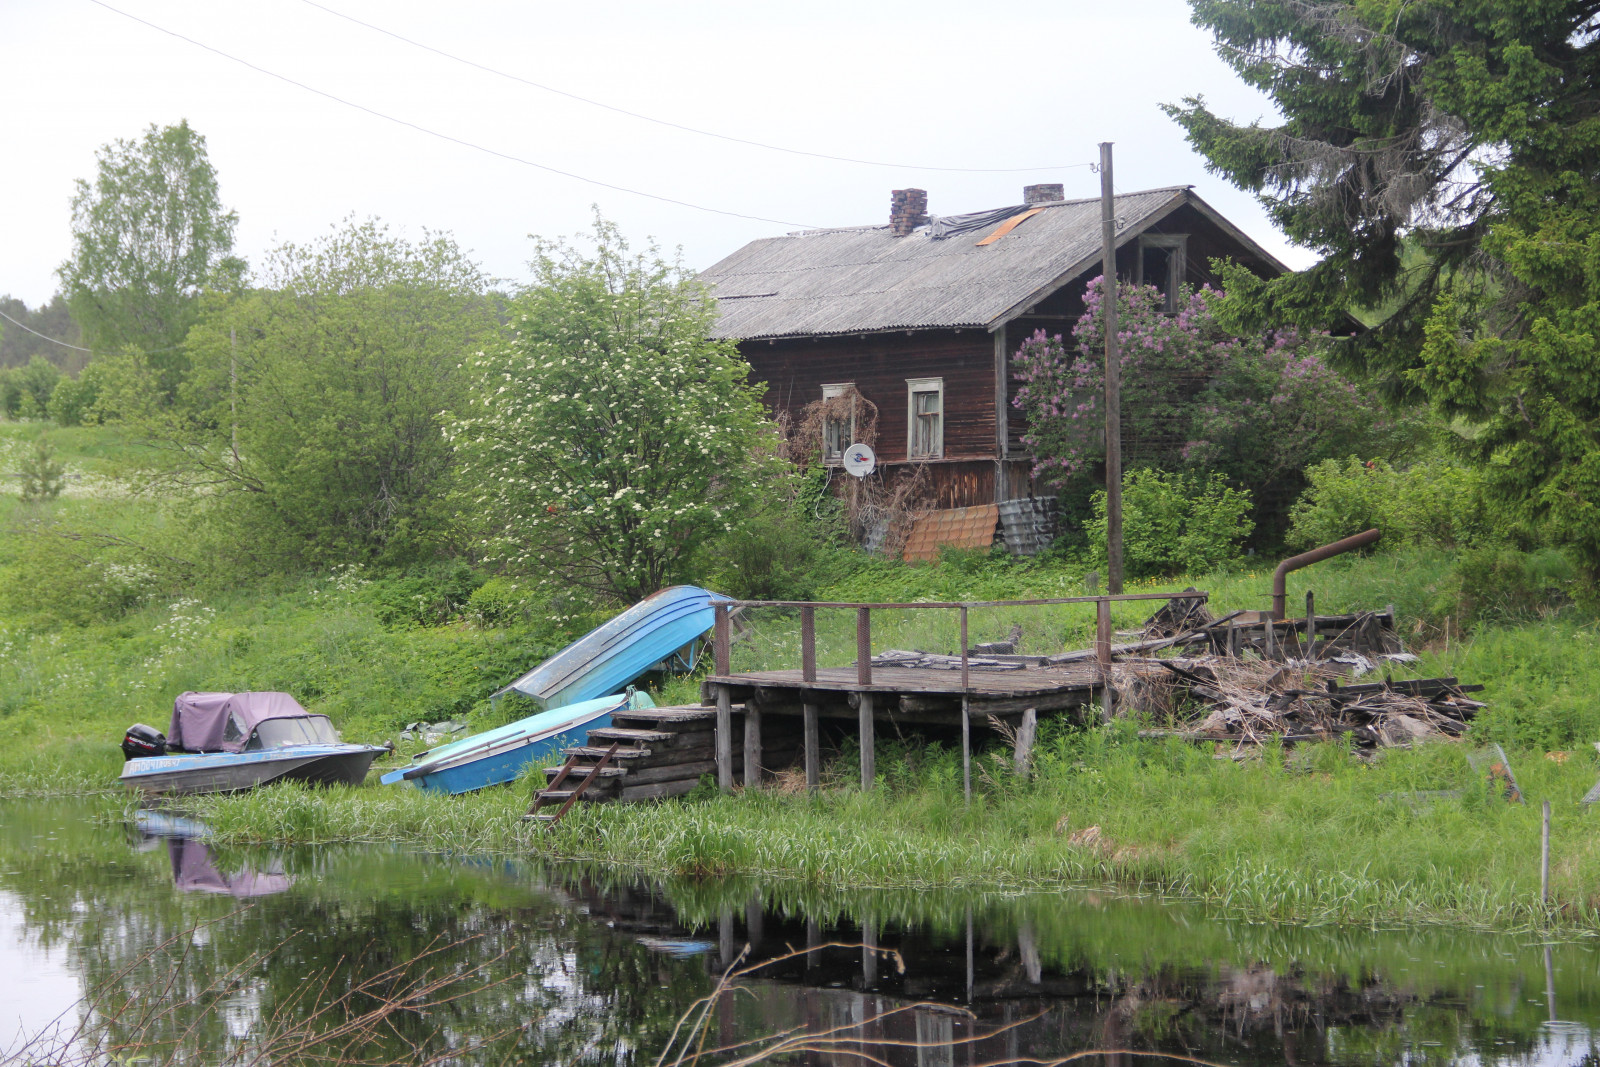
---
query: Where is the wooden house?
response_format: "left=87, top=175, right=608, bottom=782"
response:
left=700, top=184, right=1287, bottom=513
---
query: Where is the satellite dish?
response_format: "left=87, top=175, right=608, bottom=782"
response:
left=842, top=443, right=876, bottom=478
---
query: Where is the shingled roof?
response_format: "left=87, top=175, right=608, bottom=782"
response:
left=700, top=186, right=1285, bottom=342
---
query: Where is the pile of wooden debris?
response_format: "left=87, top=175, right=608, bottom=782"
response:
left=1138, top=658, right=1486, bottom=748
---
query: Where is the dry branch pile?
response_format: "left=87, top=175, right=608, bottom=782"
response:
left=1140, top=657, right=1486, bottom=749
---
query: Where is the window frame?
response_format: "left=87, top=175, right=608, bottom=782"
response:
left=905, top=377, right=944, bottom=460
left=820, top=382, right=857, bottom=464
left=1135, top=234, right=1188, bottom=313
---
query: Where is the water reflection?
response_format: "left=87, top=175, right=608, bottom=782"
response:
left=0, top=798, right=1597, bottom=1067
left=167, top=837, right=293, bottom=897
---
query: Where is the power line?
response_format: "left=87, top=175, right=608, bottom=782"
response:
left=83, top=0, right=821, bottom=230
left=0, top=306, right=185, bottom=356
left=0, top=307, right=92, bottom=353
left=298, top=0, right=1095, bottom=176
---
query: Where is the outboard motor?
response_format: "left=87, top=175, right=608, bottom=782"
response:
left=122, top=723, right=167, bottom=761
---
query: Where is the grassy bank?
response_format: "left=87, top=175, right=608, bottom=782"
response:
left=175, top=720, right=1600, bottom=932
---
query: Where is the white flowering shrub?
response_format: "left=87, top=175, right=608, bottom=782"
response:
left=451, top=218, right=776, bottom=601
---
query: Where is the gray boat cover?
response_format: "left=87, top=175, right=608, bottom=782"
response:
left=169, top=691, right=316, bottom=753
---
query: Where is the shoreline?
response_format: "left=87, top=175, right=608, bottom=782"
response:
left=11, top=728, right=1586, bottom=936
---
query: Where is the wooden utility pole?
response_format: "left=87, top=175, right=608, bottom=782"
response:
left=1099, top=142, right=1123, bottom=593
left=229, top=326, right=240, bottom=468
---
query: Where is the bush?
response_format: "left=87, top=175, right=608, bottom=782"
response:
left=0, top=368, right=21, bottom=418
left=14, top=356, right=61, bottom=418
left=47, top=370, right=99, bottom=427
left=363, top=561, right=487, bottom=629
left=17, top=435, right=65, bottom=502
left=1086, top=469, right=1253, bottom=578
left=1288, top=456, right=1505, bottom=550
left=1453, top=547, right=1575, bottom=625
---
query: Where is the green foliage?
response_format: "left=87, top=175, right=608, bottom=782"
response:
left=453, top=216, right=778, bottom=602
left=16, top=434, right=65, bottom=503
left=13, top=355, right=61, bottom=418
left=1452, top=547, right=1576, bottom=627
left=0, top=294, right=84, bottom=374
left=1086, top=469, right=1253, bottom=578
left=47, top=366, right=100, bottom=427
left=1288, top=455, right=1506, bottom=551
left=1170, top=0, right=1600, bottom=586
left=363, top=560, right=487, bottom=629
left=114, top=217, right=497, bottom=570
left=58, top=120, right=242, bottom=384
left=0, top=366, right=20, bottom=418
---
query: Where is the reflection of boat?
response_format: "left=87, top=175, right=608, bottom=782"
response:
left=495, top=586, right=722, bottom=709
left=134, top=810, right=212, bottom=839
left=119, top=692, right=386, bottom=796
left=169, top=837, right=293, bottom=898
left=380, top=691, right=651, bottom=795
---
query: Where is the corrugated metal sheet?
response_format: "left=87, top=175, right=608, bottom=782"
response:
left=902, top=504, right=1001, bottom=562
left=701, top=187, right=1190, bottom=341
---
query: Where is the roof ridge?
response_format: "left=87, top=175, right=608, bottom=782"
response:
left=782, top=186, right=1191, bottom=237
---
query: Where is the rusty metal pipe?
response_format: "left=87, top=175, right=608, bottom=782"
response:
left=1271, top=529, right=1382, bottom=620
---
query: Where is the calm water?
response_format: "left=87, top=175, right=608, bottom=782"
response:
left=3, top=797, right=1599, bottom=1066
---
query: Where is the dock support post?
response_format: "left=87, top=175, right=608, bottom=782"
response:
left=744, top=700, right=762, bottom=789
left=859, top=693, right=875, bottom=789
left=857, top=606, right=874, bottom=790
left=802, top=606, right=819, bottom=791
left=856, top=607, right=872, bottom=686
left=960, top=606, right=971, bottom=805
left=1264, top=615, right=1278, bottom=661
left=713, top=603, right=733, bottom=792
left=1305, top=590, right=1317, bottom=659
left=716, top=685, right=733, bottom=792
left=1096, top=598, right=1114, bottom=723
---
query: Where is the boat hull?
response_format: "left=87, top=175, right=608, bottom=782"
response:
left=505, top=585, right=721, bottom=708
left=120, top=744, right=386, bottom=796
left=380, top=692, right=646, bottom=795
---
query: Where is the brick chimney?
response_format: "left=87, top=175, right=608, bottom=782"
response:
left=1024, top=183, right=1065, bottom=205
left=889, top=188, right=929, bottom=236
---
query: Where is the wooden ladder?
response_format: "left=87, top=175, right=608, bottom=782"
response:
left=524, top=742, right=621, bottom=826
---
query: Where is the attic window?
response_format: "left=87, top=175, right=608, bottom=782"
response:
left=1136, top=234, right=1188, bottom=312
left=820, top=383, right=856, bottom=463
left=907, top=378, right=944, bottom=459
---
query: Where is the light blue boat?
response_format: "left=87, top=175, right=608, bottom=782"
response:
left=495, top=585, right=724, bottom=709
left=380, top=690, right=654, bottom=795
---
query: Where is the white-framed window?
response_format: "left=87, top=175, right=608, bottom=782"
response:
left=1136, top=234, right=1188, bottom=312
left=820, top=383, right=856, bottom=463
left=906, top=377, right=944, bottom=459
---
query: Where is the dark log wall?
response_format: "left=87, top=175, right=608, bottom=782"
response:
left=744, top=329, right=996, bottom=463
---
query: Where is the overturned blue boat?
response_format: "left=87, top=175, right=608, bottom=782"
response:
left=119, top=691, right=386, bottom=796
left=380, top=690, right=652, bottom=795
left=495, top=585, right=723, bottom=709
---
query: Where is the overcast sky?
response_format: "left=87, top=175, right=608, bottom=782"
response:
left=0, top=0, right=1304, bottom=308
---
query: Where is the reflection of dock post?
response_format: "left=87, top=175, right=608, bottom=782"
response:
left=965, top=906, right=974, bottom=1003
left=719, top=907, right=735, bottom=970
left=862, top=918, right=877, bottom=987
left=801, top=606, right=820, bottom=791
left=857, top=608, right=875, bottom=789
left=745, top=892, right=764, bottom=951
left=714, top=603, right=733, bottom=792
left=1019, top=920, right=1041, bottom=984
left=806, top=916, right=821, bottom=975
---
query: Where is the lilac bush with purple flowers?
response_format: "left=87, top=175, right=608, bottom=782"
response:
left=1012, top=277, right=1406, bottom=523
